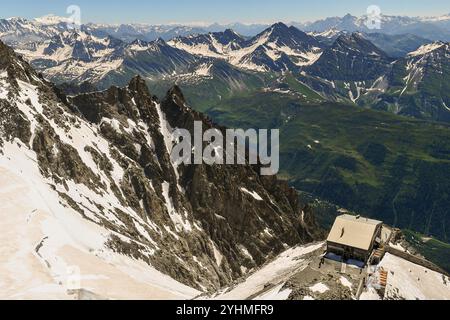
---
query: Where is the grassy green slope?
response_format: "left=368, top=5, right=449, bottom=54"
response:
left=199, top=92, right=450, bottom=242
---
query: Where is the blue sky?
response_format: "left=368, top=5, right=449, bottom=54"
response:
left=2, top=0, right=450, bottom=24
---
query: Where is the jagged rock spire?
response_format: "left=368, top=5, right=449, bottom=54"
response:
left=127, top=74, right=151, bottom=98
left=166, top=85, right=186, bottom=106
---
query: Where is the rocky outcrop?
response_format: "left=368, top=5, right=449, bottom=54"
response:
left=306, top=33, right=392, bottom=81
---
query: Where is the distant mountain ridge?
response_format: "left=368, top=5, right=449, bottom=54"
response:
left=2, top=14, right=450, bottom=297
left=2, top=12, right=450, bottom=43
left=1, top=17, right=449, bottom=123
left=169, top=22, right=323, bottom=72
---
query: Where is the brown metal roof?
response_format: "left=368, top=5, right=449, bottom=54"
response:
left=327, top=214, right=382, bottom=251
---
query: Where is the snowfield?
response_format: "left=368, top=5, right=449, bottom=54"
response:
left=379, top=253, right=450, bottom=300
left=0, top=141, right=199, bottom=300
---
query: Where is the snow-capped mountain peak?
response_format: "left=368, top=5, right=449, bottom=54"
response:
left=305, top=32, right=392, bottom=81
left=222, top=28, right=241, bottom=38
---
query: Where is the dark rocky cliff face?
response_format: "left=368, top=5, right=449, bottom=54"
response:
left=0, top=40, right=322, bottom=291
left=306, top=33, right=392, bottom=81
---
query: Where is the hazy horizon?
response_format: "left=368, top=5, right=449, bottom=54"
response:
left=1, top=0, right=449, bottom=25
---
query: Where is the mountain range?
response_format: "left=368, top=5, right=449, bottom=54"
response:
left=3, top=13, right=450, bottom=42
left=3, top=16, right=448, bottom=123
